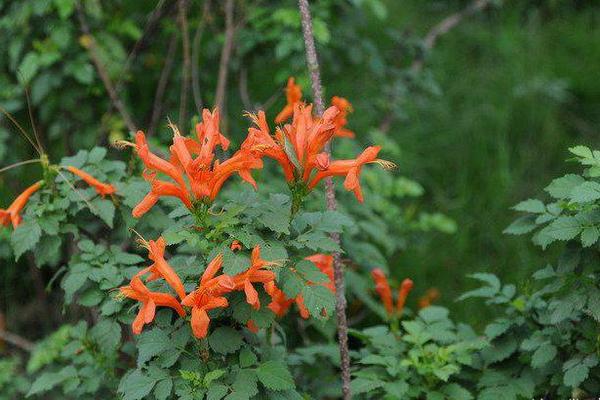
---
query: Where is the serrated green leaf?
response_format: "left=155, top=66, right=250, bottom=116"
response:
left=512, top=199, right=546, bottom=213
left=91, top=198, right=115, bottom=227
left=153, top=378, right=173, bottom=400
left=137, top=328, right=171, bottom=365
left=90, top=319, right=121, bottom=353
left=26, top=366, right=77, bottom=397
left=204, top=369, right=226, bottom=387
left=118, top=370, right=157, bottom=400
left=570, top=181, right=600, bottom=203
left=545, top=174, right=585, bottom=199
left=581, top=226, right=599, bottom=247
left=279, top=268, right=303, bottom=298
left=12, top=220, right=42, bottom=260
left=350, top=378, right=384, bottom=395
left=208, top=327, right=243, bottom=354
left=543, top=216, right=581, bottom=241
left=207, top=384, right=228, bottom=400
left=257, top=361, right=295, bottom=391
left=232, top=369, right=258, bottom=398
left=239, top=348, right=258, bottom=368
left=302, top=285, right=335, bottom=319
left=503, top=215, right=537, bottom=235
left=531, top=343, right=557, bottom=368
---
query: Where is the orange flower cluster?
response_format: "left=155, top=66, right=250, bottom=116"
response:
left=418, top=287, right=440, bottom=309
left=0, top=181, right=42, bottom=228
left=120, top=236, right=334, bottom=338
left=129, top=109, right=263, bottom=218
left=371, top=268, right=414, bottom=317
left=274, top=78, right=355, bottom=138
left=0, top=164, right=114, bottom=229
left=242, top=79, right=393, bottom=202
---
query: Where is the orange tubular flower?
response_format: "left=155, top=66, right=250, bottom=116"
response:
left=66, top=166, right=116, bottom=197
left=396, top=279, right=414, bottom=316
left=331, top=96, right=355, bottom=138
left=264, top=281, right=309, bottom=319
left=0, top=181, right=42, bottom=228
left=371, top=268, right=394, bottom=315
left=275, top=77, right=303, bottom=124
left=418, top=288, right=440, bottom=309
left=136, top=237, right=187, bottom=300
left=304, top=254, right=335, bottom=293
left=230, top=240, right=242, bottom=251
left=232, top=246, right=276, bottom=310
left=181, top=254, right=235, bottom=338
left=246, top=320, right=259, bottom=333
left=120, top=276, right=185, bottom=334
left=131, top=109, right=262, bottom=218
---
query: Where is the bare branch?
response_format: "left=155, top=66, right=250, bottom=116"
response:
left=214, top=0, right=235, bottom=112
left=148, top=32, right=179, bottom=137
left=239, top=66, right=253, bottom=111
left=76, top=3, right=137, bottom=133
left=297, top=1, right=351, bottom=398
left=412, top=0, right=492, bottom=72
left=178, top=0, right=192, bottom=132
left=0, top=329, right=34, bottom=352
left=192, top=0, right=212, bottom=112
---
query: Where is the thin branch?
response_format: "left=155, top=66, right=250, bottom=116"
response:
left=76, top=3, right=137, bottom=133
left=412, top=0, right=492, bottom=72
left=178, top=0, right=192, bottom=132
left=192, top=0, right=212, bottom=112
left=148, top=32, right=178, bottom=137
left=239, top=66, right=253, bottom=111
left=113, top=0, right=169, bottom=95
left=0, top=329, right=34, bottom=352
left=214, top=0, right=235, bottom=112
left=297, top=1, right=351, bottom=399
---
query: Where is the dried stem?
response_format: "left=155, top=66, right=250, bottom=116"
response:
left=0, top=329, right=34, bottom=352
left=239, top=66, right=253, bottom=111
left=412, top=0, right=492, bottom=72
left=148, top=32, right=178, bottom=137
left=297, top=1, right=351, bottom=398
left=76, top=3, right=137, bottom=133
left=192, top=0, right=212, bottom=112
left=178, top=0, right=192, bottom=132
left=214, top=0, right=235, bottom=112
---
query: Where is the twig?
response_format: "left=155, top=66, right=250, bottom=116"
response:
left=214, top=0, right=235, bottom=112
left=76, top=3, right=137, bottom=133
left=297, top=1, right=351, bottom=399
left=412, top=0, right=492, bottom=72
left=192, top=0, right=212, bottom=112
left=148, top=32, right=178, bottom=137
left=0, top=329, right=34, bottom=352
left=113, top=0, right=170, bottom=96
left=178, top=0, right=192, bottom=132
left=239, top=66, right=253, bottom=111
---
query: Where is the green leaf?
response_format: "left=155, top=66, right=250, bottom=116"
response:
left=570, top=181, right=600, bottom=203
left=35, top=235, right=62, bottom=267
left=484, top=319, right=511, bottom=340
left=545, top=174, right=585, bottom=199
left=12, top=220, right=42, bottom=260
left=531, top=343, right=557, bottom=368
left=257, top=361, right=295, bottom=391
left=203, top=369, right=226, bottom=387
left=350, top=378, right=384, bottom=395
left=91, top=198, right=115, bottom=227
left=569, top=145, right=594, bottom=159
left=232, top=369, right=258, bottom=398
left=118, top=370, right=157, bottom=400
left=136, top=328, right=171, bottom=365
left=442, top=383, right=472, bottom=400
left=208, top=327, right=243, bottom=354
left=26, top=366, right=77, bottom=397
left=302, top=285, right=335, bottom=319
left=61, top=263, right=90, bottom=303
left=207, top=384, right=228, bottom=400
left=54, top=0, right=76, bottom=19
left=279, top=268, right=303, bottom=298
left=90, top=319, right=121, bottom=353
left=581, top=226, right=599, bottom=247
left=297, top=260, right=329, bottom=283
left=239, top=348, right=258, bottom=368
left=153, top=378, right=173, bottom=400
left=512, top=199, right=545, bottom=213
left=503, top=215, right=537, bottom=235
left=542, top=216, right=581, bottom=241
left=563, top=362, right=589, bottom=388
